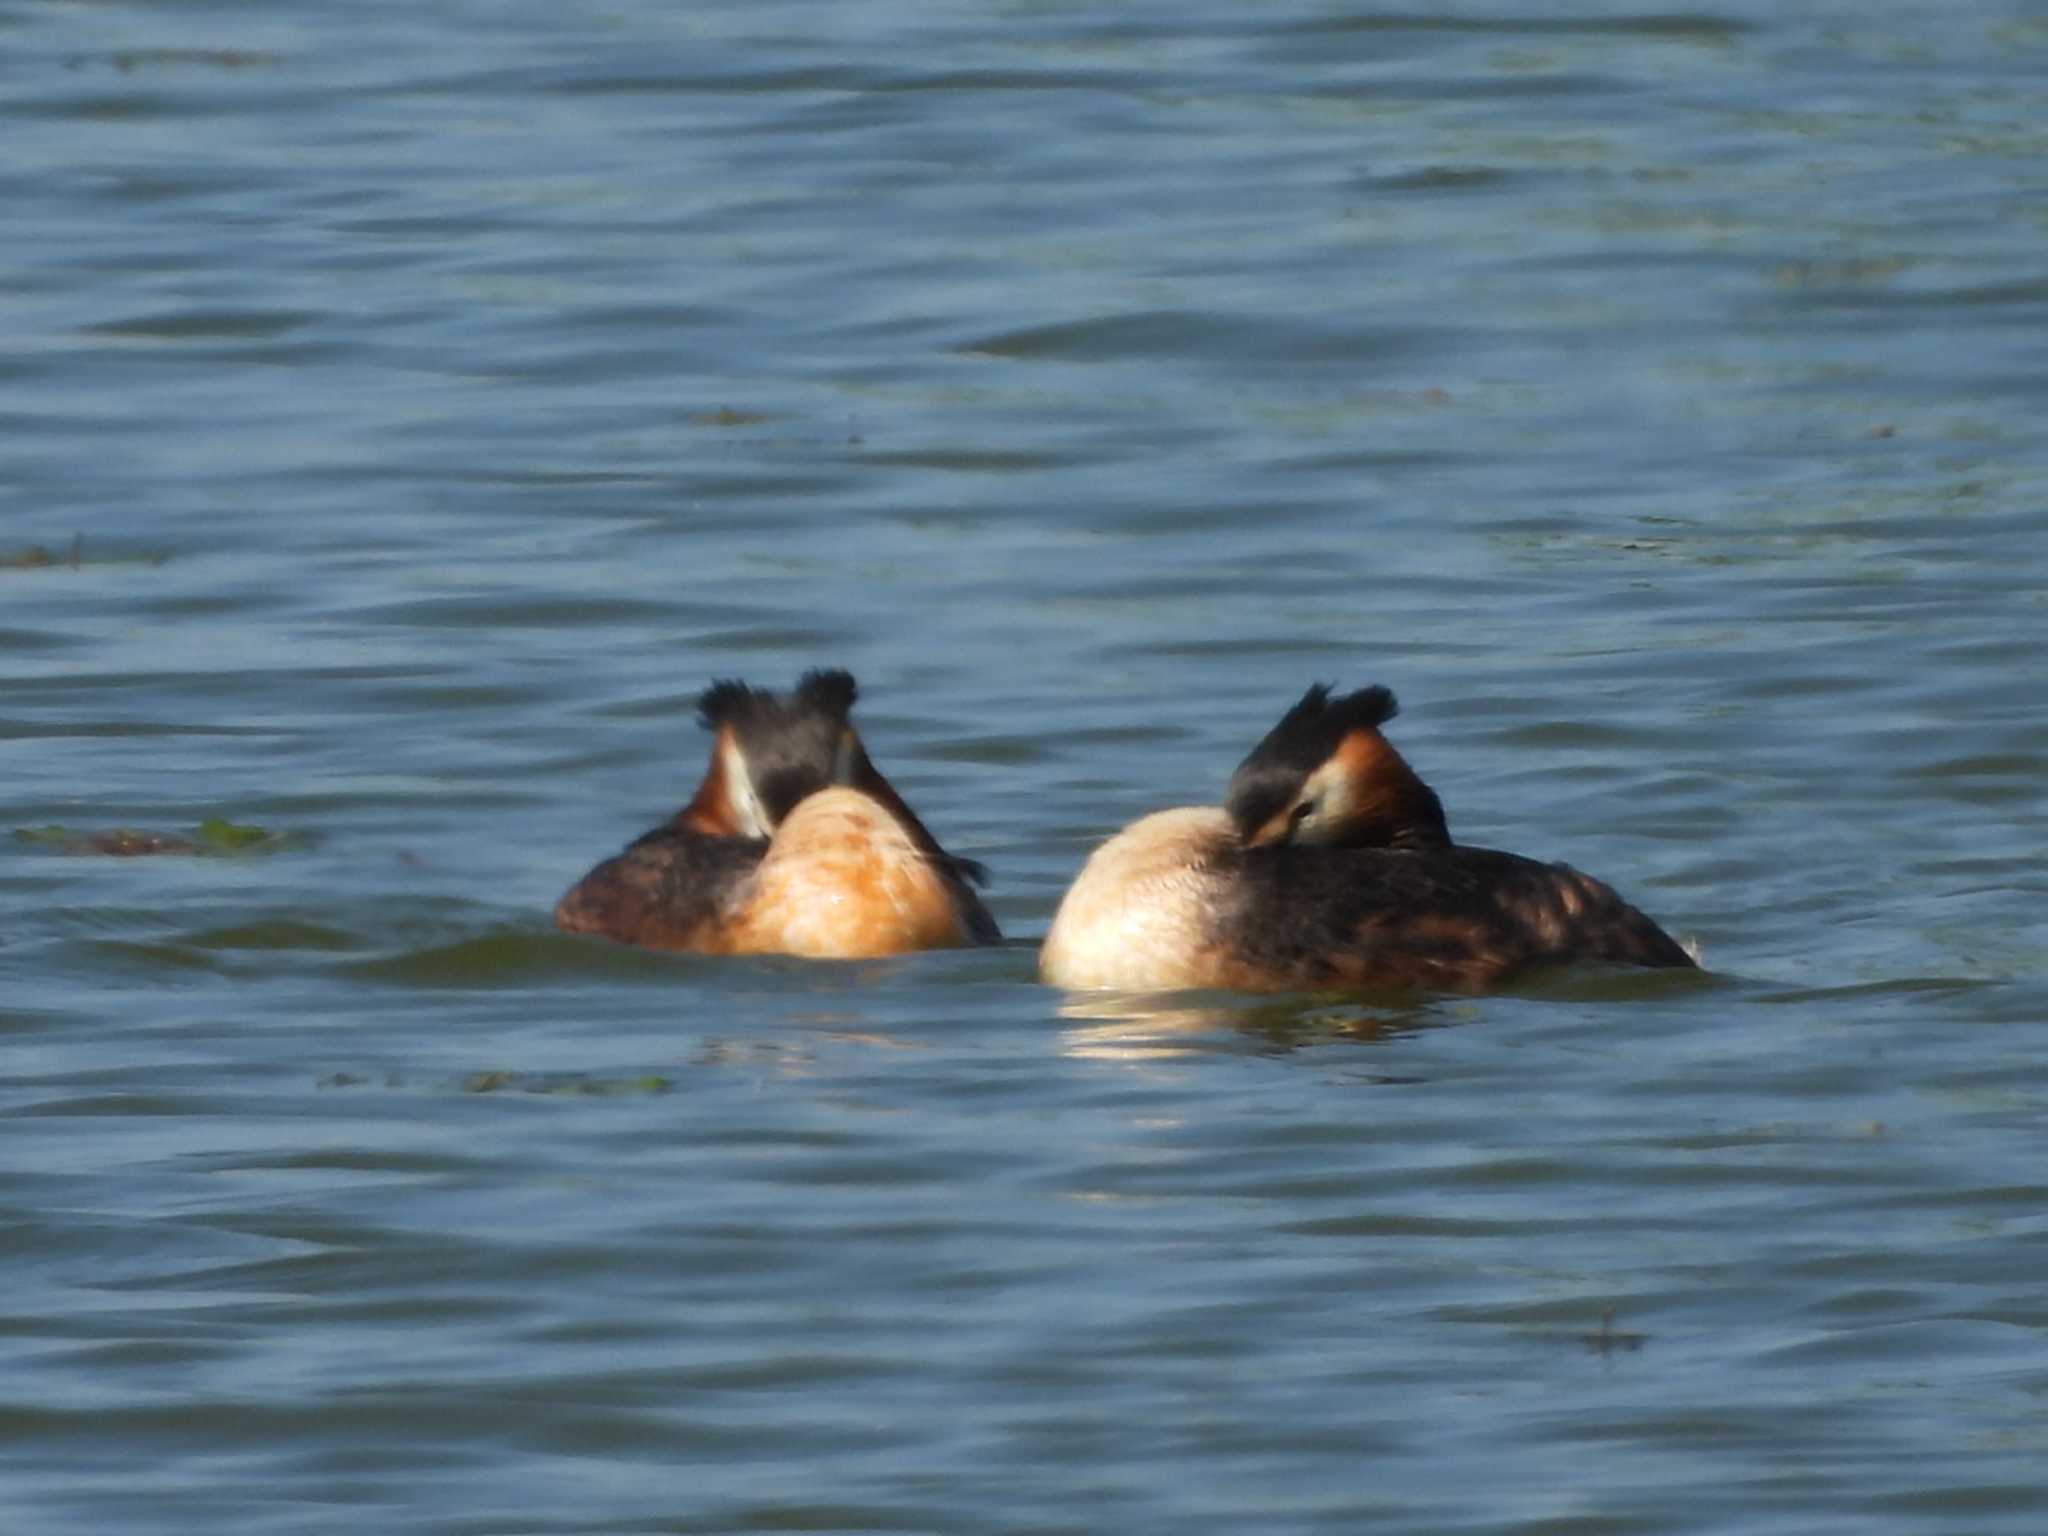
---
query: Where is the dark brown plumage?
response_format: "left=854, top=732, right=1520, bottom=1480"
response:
left=1205, top=838, right=1696, bottom=993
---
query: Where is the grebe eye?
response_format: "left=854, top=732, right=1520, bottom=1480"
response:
left=1288, top=801, right=1314, bottom=831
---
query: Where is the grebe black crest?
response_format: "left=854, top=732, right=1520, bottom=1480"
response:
left=555, top=669, right=998, bottom=957
left=1041, top=683, right=1695, bottom=995
left=688, top=668, right=862, bottom=837
left=1225, top=683, right=1449, bottom=851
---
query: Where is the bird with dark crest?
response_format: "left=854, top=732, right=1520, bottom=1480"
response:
left=555, top=669, right=999, bottom=957
left=1224, top=683, right=1448, bottom=851
left=1041, top=683, right=1696, bottom=995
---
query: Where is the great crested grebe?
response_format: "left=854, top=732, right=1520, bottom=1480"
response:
left=1039, top=684, right=1696, bottom=994
left=554, top=669, right=1000, bottom=958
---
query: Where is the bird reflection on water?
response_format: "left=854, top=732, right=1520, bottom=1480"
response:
left=1055, top=986, right=1454, bottom=1066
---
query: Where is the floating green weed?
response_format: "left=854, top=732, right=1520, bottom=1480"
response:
left=13, top=819, right=301, bottom=857
left=3, top=537, right=168, bottom=571
left=2, top=535, right=80, bottom=570
left=195, top=818, right=276, bottom=852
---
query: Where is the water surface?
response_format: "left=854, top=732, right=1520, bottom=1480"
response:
left=4, top=1, right=2046, bottom=1531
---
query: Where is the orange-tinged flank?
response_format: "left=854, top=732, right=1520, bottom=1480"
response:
left=726, top=788, right=983, bottom=958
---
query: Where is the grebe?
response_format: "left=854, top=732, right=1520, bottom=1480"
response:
left=554, top=669, right=999, bottom=958
left=1039, top=684, right=1695, bottom=994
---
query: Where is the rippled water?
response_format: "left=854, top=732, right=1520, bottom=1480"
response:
left=5, top=2, right=2047, bottom=1531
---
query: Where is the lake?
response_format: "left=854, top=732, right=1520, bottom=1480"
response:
left=4, top=2, right=2046, bottom=1531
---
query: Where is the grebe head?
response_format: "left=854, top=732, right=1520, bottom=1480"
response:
left=693, top=669, right=989, bottom=887
left=694, top=668, right=861, bottom=838
left=1225, top=683, right=1450, bottom=850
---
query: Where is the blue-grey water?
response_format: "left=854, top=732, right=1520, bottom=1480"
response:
left=5, top=2, right=2047, bottom=1531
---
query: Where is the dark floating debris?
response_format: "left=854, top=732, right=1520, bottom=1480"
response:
left=3, top=534, right=81, bottom=571
left=66, top=49, right=281, bottom=73
left=687, top=405, right=772, bottom=427
left=320, top=1069, right=674, bottom=1097
left=14, top=818, right=300, bottom=857
left=463, top=1070, right=674, bottom=1096
left=1, top=535, right=164, bottom=571
left=1582, top=1308, right=1647, bottom=1356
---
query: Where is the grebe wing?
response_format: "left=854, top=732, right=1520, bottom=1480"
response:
left=555, top=827, right=767, bottom=949
left=949, top=871, right=1003, bottom=945
left=1217, top=844, right=1693, bottom=991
